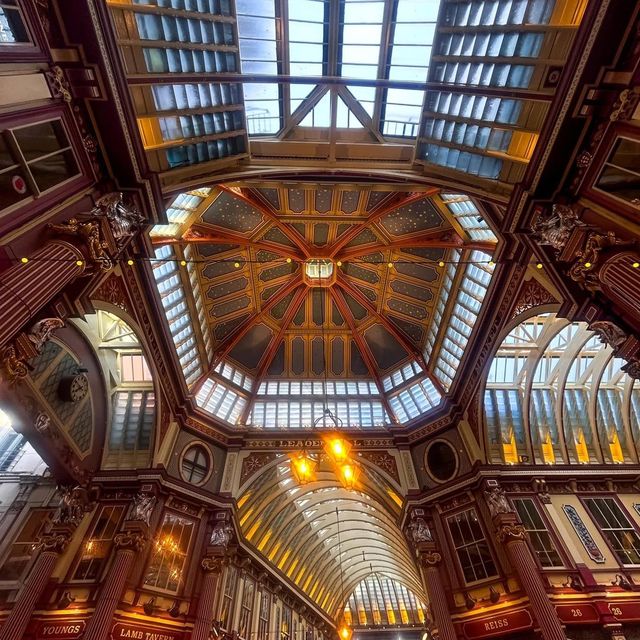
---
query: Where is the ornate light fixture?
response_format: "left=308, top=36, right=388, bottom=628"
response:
left=290, top=452, right=317, bottom=485
left=338, top=461, right=360, bottom=490
left=324, top=435, right=352, bottom=465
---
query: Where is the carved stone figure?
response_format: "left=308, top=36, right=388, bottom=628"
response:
left=128, top=492, right=156, bottom=525
left=210, top=521, right=233, bottom=548
left=28, top=318, right=64, bottom=354
left=53, top=485, right=90, bottom=527
left=531, top=203, right=584, bottom=253
left=589, top=320, right=627, bottom=350
left=568, top=230, right=627, bottom=290
left=1, top=345, right=28, bottom=384
left=48, top=218, right=112, bottom=270
left=93, top=192, right=144, bottom=248
left=484, top=485, right=513, bottom=517
left=407, top=514, right=433, bottom=544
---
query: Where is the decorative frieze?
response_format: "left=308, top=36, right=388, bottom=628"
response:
left=562, top=504, right=605, bottom=563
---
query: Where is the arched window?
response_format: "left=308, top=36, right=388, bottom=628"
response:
left=484, top=313, right=638, bottom=465
left=76, top=310, right=156, bottom=468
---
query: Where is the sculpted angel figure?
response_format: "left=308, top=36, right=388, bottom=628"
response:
left=531, top=203, right=583, bottom=253
left=484, top=486, right=513, bottom=517
left=128, top=492, right=156, bottom=525
left=210, top=521, right=233, bottom=547
left=407, top=514, right=433, bottom=544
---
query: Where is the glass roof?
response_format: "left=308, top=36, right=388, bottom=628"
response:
left=150, top=183, right=497, bottom=429
left=236, top=0, right=442, bottom=138
left=237, top=458, right=424, bottom=616
left=485, top=313, right=640, bottom=465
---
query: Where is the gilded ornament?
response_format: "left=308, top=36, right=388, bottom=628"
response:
left=422, top=551, right=442, bottom=566
left=531, top=203, right=584, bottom=254
left=201, top=556, right=222, bottom=572
left=114, top=530, right=148, bottom=552
left=496, top=523, right=526, bottom=543
left=1, top=345, right=28, bottom=384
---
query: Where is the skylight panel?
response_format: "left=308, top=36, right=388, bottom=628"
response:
left=339, top=1, right=384, bottom=82
left=288, top=0, right=328, bottom=76
left=441, top=193, right=497, bottom=241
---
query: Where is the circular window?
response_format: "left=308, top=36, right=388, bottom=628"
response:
left=180, top=444, right=212, bottom=485
left=425, top=440, right=458, bottom=483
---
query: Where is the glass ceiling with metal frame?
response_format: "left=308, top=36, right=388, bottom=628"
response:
left=149, top=183, right=498, bottom=430
left=484, top=313, right=640, bottom=465
left=237, top=0, right=441, bottom=138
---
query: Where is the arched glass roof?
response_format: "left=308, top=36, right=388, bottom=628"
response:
left=344, top=575, right=427, bottom=628
left=150, top=184, right=497, bottom=429
left=237, top=457, right=424, bottom=616
left=484, top=313, right=640, bottom=465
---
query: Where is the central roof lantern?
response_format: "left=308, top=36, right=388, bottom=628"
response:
left=303, top=258, right=336, bottom=286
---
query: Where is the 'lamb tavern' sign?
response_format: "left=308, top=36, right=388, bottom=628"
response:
left=111, top=622, right=184, bottom=640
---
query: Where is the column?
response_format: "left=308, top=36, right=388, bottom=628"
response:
left=417, top=545, right=457, bottom=640
left=191, top=549, right=224, bottom=640
left=0, top=526, right=73, bottom=640
left=82, top=522, right=148, bottom=640
left=0, top=241, right=85, bottom=349
left=494, top=513, right=566, bottom=640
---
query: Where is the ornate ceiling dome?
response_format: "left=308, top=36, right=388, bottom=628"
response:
left=150, top=180, right=498, bottom=429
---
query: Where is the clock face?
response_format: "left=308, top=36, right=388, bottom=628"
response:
left=59, top=373, right=89, bottom=402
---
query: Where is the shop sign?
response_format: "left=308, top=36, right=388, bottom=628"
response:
left=462, top=608, right=533, bottom=638
left=111, top=622, right=184, bottom=640
left=36, top=620, right=85, bottom=639
left=555, top=603, right=599, bottom=623
left=608, top=600, right=640, bottom=621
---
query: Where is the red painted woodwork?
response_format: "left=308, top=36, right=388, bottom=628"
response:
left=555, top=603, right=600, bottom=624
left=35, top=620, right=86, bottom=639
left=111, top=621, right=184, bottom=640
left=607, top=600, right=640, bottom=621
left=461, top=608, right=533, bottom=639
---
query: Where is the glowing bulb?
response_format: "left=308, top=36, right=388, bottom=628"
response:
left=339, top=626, right=351, bottom=640
left=76, top=260, right=84, bottom=267
left=290, top=453, right=317, bottom=484
left=286, top=257, right=292, bottom=263
left=234, top=262, right=241, bottom=268
left=536, top=262, right=543, bottom=269
left=584, top=261, right=592, bottom=268
left=336, top=260, right=342, bottom=267
left=127, top=259, right=134, bottom=266
left=488, top=260, right=495, bottom=267
left=633, top=262, right=640, bottom=269
left=438, top=261, right=445, bottom=267
left=387, top=262, right=393, bottom=268
left=180, top=259, right=187, bottom=266
left=20, top=257, right=28, bottom=264
left=324, top=436, right=352, bottom=464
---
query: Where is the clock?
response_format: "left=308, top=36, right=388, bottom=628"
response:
left=58, top=373, right=89, bottom=402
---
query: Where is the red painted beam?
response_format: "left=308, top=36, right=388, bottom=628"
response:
left=337, top=238, right=496, bottom=261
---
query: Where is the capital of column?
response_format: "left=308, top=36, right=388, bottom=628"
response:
left=496, top=522, right=527, bottom=544
left=114, top=529, right=148, bottom=553
left=37, top=531, right=70, bottom=554
left=421, top=550, right=442, bottom=567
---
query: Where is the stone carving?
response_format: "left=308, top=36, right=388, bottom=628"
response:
left=496, top=523, right=526, bottom=543
left=421, top=551, right=442, bottom=566
left=128, top=492, right=156, bottom=525
left=28, top=318, right=64, bottom=354
left=568, top=230, right=628, bottom=290
left=531, top=203, right=584, bottom=253
left=45, top=66, right=71, bottom=102
left=201, top=556, right=223, bottom=573
left=210, top=521, right=233, bottom=548
left=1, top=345, right=29, bottom=383
left=484, top=485, right=514, bottom=517
left=49, top=217, right=112, bottom=270
left=563, top=504, right=605, bottom=563
left=34, top=412, right=51, bottom=435
left=53, top=485, right=90, bottom=527
left=93, top=192, right=144, bottom=249
left=94, top=274, right=130, bottom=312
left=48, top=192, right=143, bottom=271
left=114, top=530, right=148, bottom=552
left=622, top=358, right=640, bottom=380
left=407, top=514, right=433, bottom=544
left=37, top=532, right=69, bottom=554
left=512, top=279, right=558, bottom=318
left=589, top=320, right=628, bottom=350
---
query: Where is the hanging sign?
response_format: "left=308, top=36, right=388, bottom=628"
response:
left=36, top=620, right=85, bottom=639
left=111, top=622, right=184, bottom=640
left=462, top=608, right=533, bottom=638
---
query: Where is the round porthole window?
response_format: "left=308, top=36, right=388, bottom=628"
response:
left=425, top=440, right=458, bottom=483
left=180, top=444, right=212, bottom=485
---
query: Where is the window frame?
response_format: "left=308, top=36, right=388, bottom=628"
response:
left=581, top=495, right=640, bottom=568
left=179, top=442, right=213, bottom=486
left=0, top=0, right=49, bottom=62
left=445, top=505, right=499, bottom=586
left=511, top=495, right=569, bottom=570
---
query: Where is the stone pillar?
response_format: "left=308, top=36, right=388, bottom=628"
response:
left=417, top=545, right=457, bottom=640
left=0, top=241, right=85, bottom=349
left=191, top=549, right=224, bottom=640
left=0, top=526, right=73, bottom=640
left=494, top=514, right=566, bottom=640
left=82, top=522, right=149, bottom=640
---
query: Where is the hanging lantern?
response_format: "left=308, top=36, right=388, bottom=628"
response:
left=338, top=461, right=360, bottom=490
left=337, top=624, right=352, bottom=640
left=290, top=452, right=317, bottom=484
left=324, top=435, right=352, bottom=465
